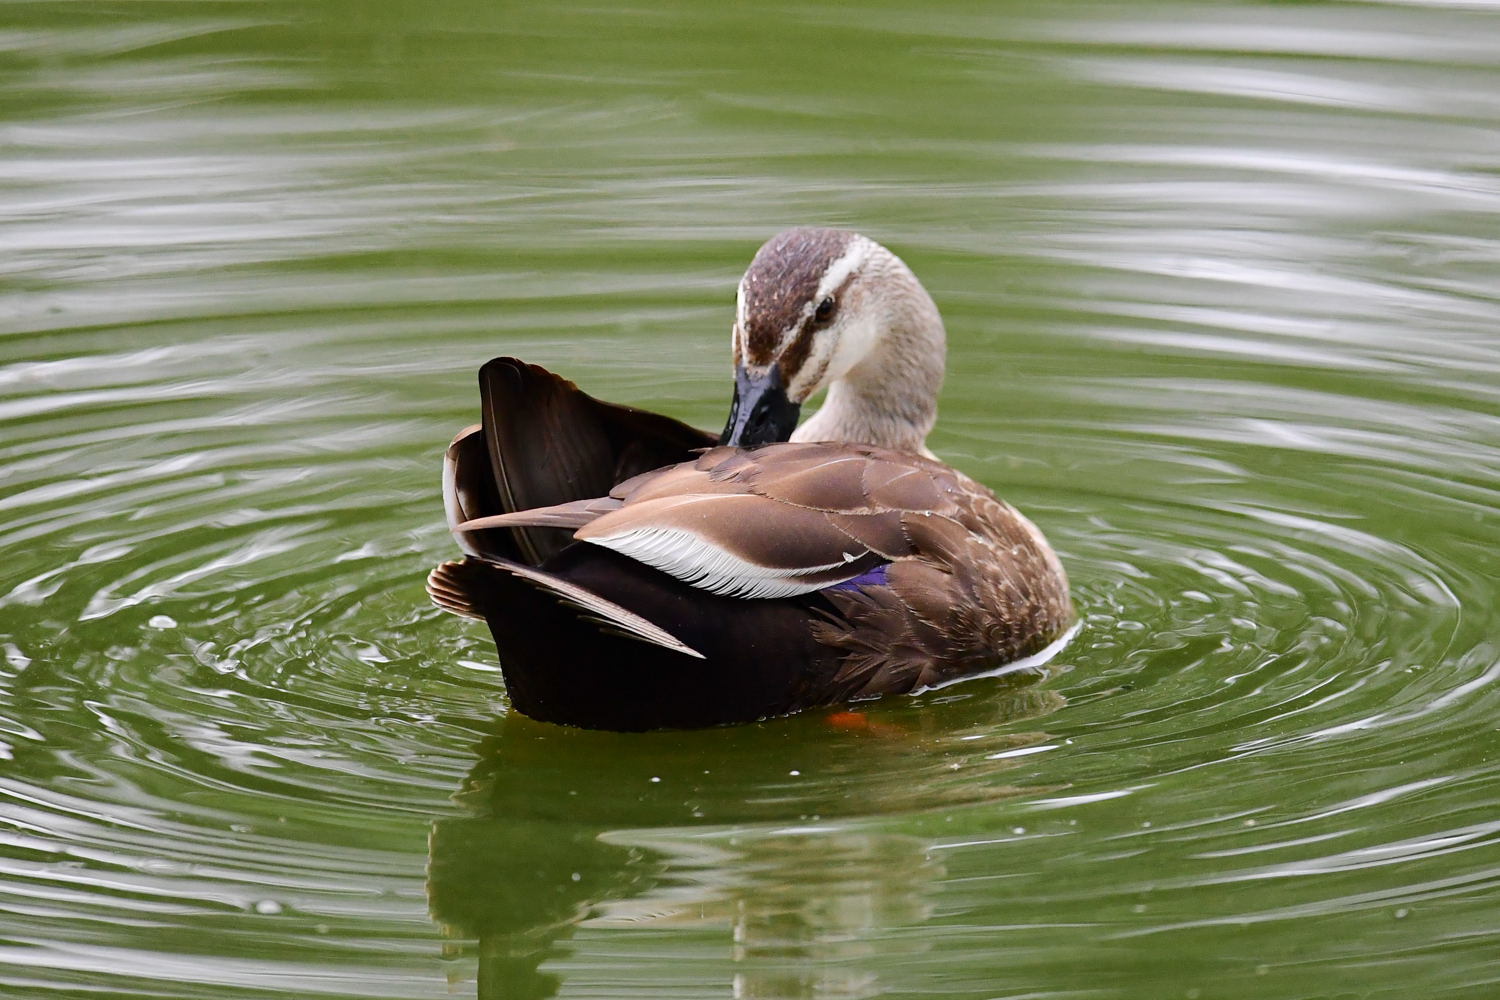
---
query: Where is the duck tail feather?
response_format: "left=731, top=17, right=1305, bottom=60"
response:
left=457, top=496, right=623, bottom=533
left=477, top=357, right=717, bottom=564
left=426, top=557, right=705, bottom=661
left=443, top=424, right=527, bottom=562
left=426, top=560, right=487, bottom=620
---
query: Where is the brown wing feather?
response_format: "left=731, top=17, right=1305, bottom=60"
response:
left=824, top=510, right=919, bottom=560
left=563, top=443, right=969, bottom=599
left=863, top=462, right=950, bottom=511
left=458, top=495, right=624, bottom=532
left=742, top=453, right=875, bottom=511
left=573, top=494, right=876, bottom=593
left=461, top=439, right=1072, bottom=676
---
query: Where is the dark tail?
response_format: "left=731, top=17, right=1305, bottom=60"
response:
left=426, top=557, right=702, bottom=658
left=471, top=357, right=715, bottom=564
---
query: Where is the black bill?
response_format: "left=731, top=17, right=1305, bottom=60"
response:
left=719, top=364, right=801, bottom=447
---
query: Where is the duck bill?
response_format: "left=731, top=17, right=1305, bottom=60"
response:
left=719, top=364, right=801, bottom=447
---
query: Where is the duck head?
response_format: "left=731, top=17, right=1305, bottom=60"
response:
left=720, top=228, right=947, bottom=453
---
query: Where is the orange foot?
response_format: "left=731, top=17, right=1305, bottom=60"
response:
left=825, top=710, right=907, bottom=736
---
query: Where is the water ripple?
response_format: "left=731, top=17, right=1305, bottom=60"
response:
left=3, top=0, right=1500, bottom=996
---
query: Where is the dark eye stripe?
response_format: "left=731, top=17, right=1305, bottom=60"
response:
left=778, top=320, right=820, bottom=380
left=779, top=275, right=856, bottom=382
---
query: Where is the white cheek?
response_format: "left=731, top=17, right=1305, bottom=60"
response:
left=826, top=314, right=880, bottom=382
left=786, top=334, right=837, bottom=401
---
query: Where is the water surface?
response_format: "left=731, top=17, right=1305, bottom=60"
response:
left=3, top=0, right=1499, bottom=997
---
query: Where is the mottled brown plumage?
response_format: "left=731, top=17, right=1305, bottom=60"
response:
left=428, top=228, right=1073, bottom=730
left=470, top=442, right=1072, bottom=692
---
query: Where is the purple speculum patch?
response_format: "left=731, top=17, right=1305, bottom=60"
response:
left=825, top=563, right=891, bottom=592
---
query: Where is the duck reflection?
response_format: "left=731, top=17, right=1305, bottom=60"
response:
left=428, top=669, right=1066, bottom=998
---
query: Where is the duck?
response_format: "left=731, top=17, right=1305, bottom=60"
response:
left=428, top=228, right=1073, bottom=730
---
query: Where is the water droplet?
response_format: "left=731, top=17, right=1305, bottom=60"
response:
left=254, top=900, right=283, bottom=915
left=148, top=615, right=177, bottom=629
left=570, top=872, right=581, bottom=882
left=1394, top=907, right=1409, bottom=919
left=649, top=776, right=661, bottom=783
left=788, top=769, right=801, bottom=776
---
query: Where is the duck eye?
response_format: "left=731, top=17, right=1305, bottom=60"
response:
left=813, top=297, right=836, bottom=324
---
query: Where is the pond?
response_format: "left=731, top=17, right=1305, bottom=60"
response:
left=2, top=0, right=1498, bottom=997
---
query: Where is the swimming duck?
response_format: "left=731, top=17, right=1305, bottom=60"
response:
left=428, top=228, right=1073, bottom=730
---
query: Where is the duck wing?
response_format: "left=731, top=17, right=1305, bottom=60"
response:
left=466, top=442, right=938, bottom=600
left=445, top=357, right=716, bottom=564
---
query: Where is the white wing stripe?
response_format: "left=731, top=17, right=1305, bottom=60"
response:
left=586, top=526, right=854, bottom=600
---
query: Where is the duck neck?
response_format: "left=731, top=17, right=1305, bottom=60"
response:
left=792, top=283, right=946, bottom=455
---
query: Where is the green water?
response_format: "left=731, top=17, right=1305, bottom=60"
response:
left=3, top=0, right=1499, bottom=996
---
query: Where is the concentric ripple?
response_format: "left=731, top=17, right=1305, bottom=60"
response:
left=3, top=0, right=1500, bottom=997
